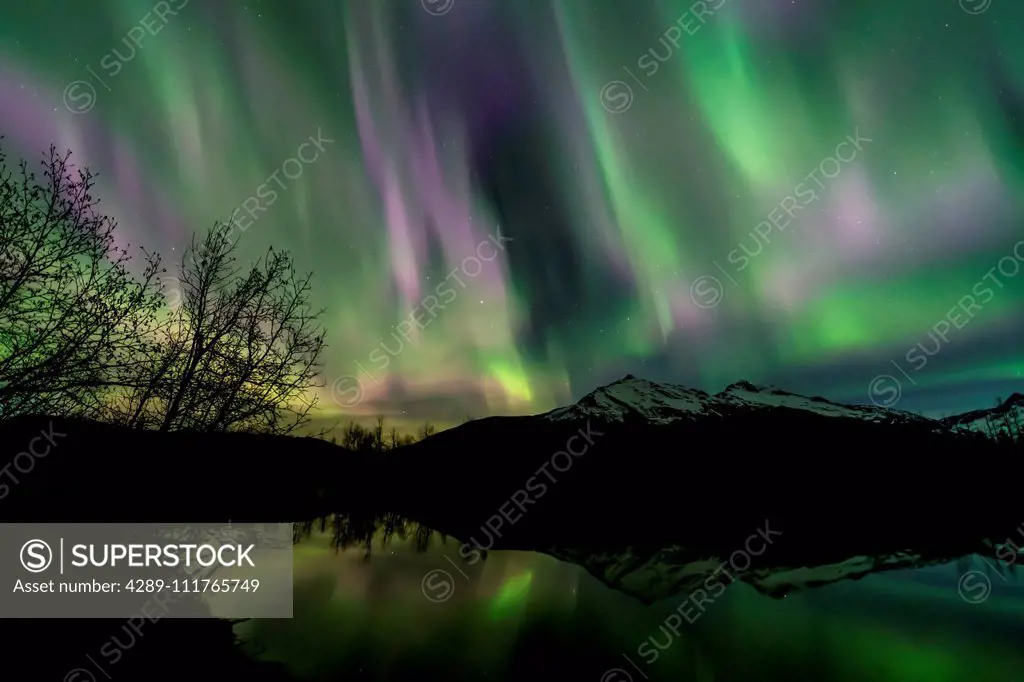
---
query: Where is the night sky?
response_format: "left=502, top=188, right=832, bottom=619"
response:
left=2, top=0, right=1022, bottom=428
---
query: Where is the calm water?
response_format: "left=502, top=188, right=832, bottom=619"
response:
left=235, top=529, right=1024, bottom=682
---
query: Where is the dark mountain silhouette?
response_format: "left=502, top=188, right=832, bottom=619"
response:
left=371, top=376, right=1021, bottom=599
left=2, top=375, right=1021, bottom=605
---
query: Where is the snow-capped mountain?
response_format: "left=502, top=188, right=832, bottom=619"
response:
left=544, top=375, right=935, bottom=429
left=543, top=375, right=713, bottom=425
left=942, top=393, right=1024, bottom=440
left=384, top=373, right=1020, bottom=604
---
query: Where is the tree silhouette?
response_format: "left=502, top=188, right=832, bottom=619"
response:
left=0, top=144, right=163, bottom=420
left=1, top=142, right=451, bottom=442
left=116, top=227, right=327, bottom=434
left=981, top=394, right=1024, bottom=446
left=341, top=421, right=374, bottom=450
left=373, top=415, right=385, bottom=453
left=334, top=418, right=430, bottom=451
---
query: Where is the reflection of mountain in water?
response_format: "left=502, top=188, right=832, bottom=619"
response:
left=294, top=514, right=1024, bottom=605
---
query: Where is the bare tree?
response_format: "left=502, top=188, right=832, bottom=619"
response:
left=0, top=144, right=163, bottom=420
left=373, top=415, right=385, bottom=453
left=1009, top=405, right=1022, bottom=445
left=341, top=421, right=366, bottom=450
left=984, top=413, right=999, bottom=441
left=121, top=226, right=326, bottom=434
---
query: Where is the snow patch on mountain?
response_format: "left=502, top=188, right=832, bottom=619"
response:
left=544, top=375, right=931, bottom=427
left=544, top=375, right=714, bottom=425
left=942, top=393, right=1024, bottom=439
left=718, top=380, right=932, bottom=425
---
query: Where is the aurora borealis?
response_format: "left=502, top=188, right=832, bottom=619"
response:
left=1, top=0, right=1023, bottom=427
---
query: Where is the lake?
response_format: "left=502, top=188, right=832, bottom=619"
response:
left=233, top=526, right=1024, bottom=681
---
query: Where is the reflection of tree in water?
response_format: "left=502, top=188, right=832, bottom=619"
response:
left=154, top=523, right=286, bottom=549
left=293, top=513, right=461, bottom=563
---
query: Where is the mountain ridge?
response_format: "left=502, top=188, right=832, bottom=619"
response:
left=545, top=374, right=948, bottom=431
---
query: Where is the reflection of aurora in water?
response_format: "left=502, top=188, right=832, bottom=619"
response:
left=234, top=529, right=1024, bottom=681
